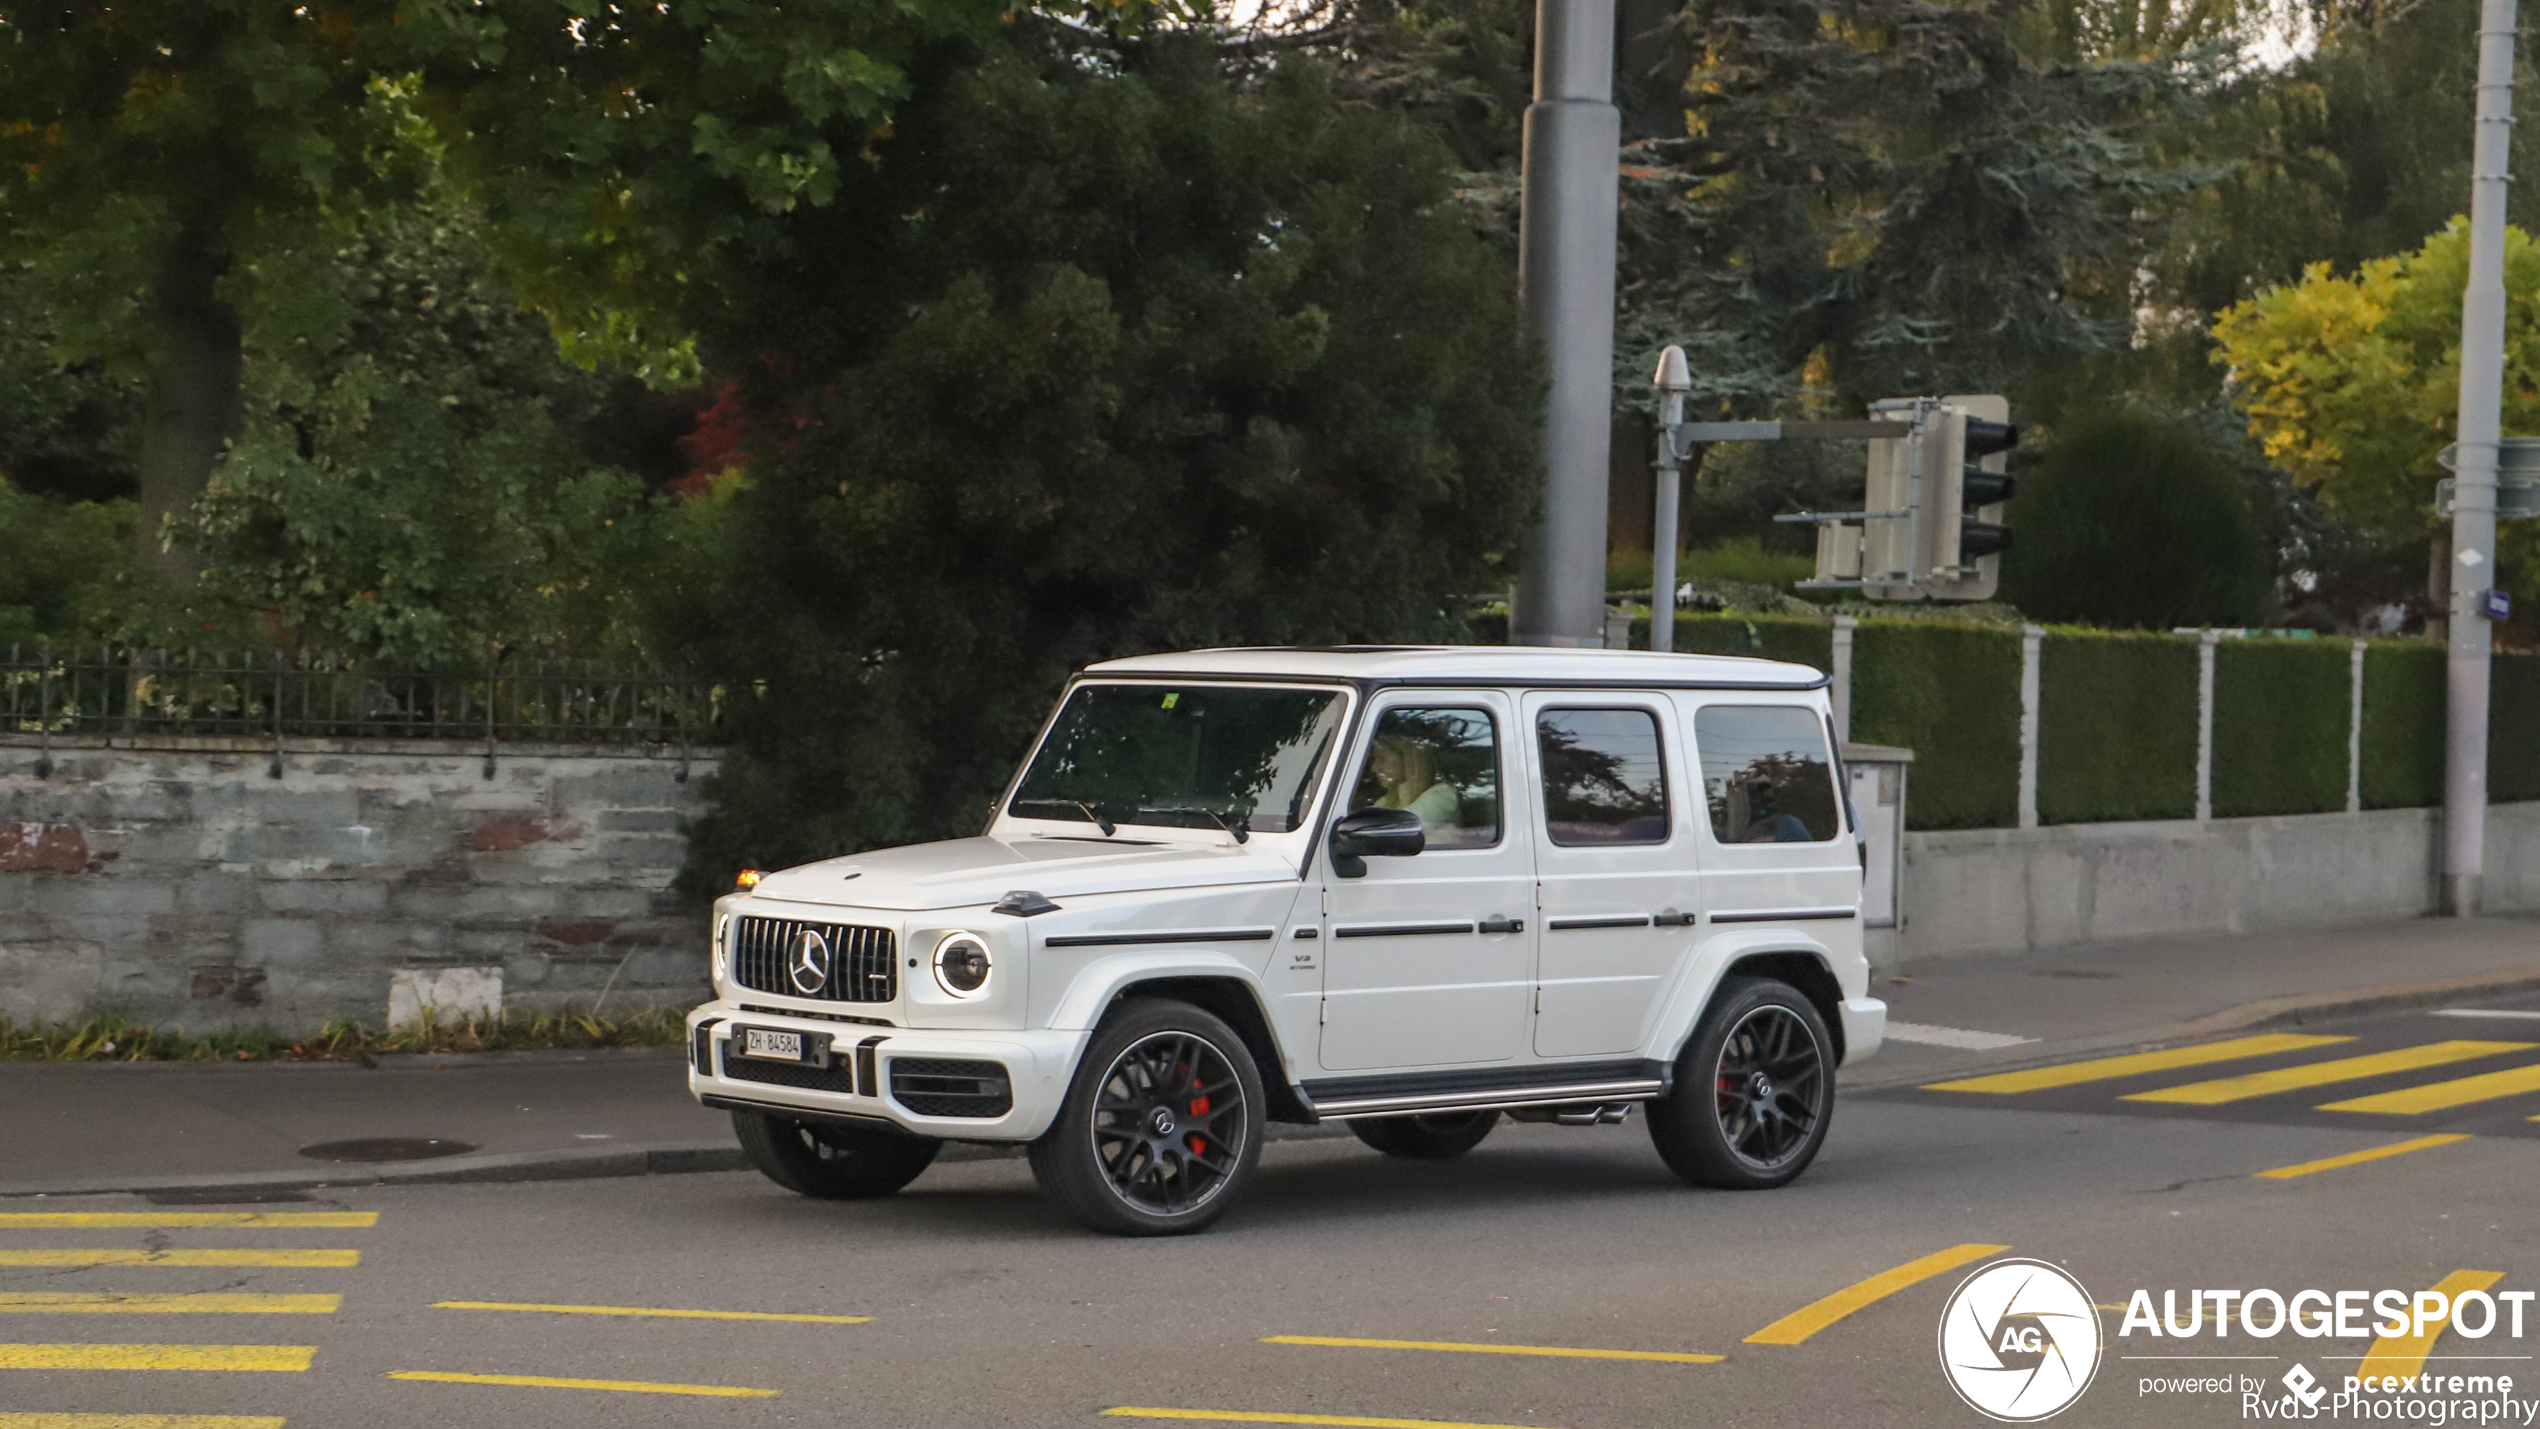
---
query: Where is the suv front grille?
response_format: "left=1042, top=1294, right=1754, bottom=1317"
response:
left=889, top=1058, right=1013, bottom=1118
left=732, top=916, right=897, bottom=1003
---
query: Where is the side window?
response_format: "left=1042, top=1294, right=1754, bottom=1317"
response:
left=1347, top=707, right=1502, bottom=849
left=1694, top=705, right=1843, bottom=844
left=1536, top=708, right=1670, bottom=847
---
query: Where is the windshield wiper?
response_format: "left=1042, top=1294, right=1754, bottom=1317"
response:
left=1070, top=800, right=1117, bottom=837
left=1140, top=805, right=1249, bottom=844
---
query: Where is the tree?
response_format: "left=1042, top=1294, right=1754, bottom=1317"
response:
left=401, top=0, right=1013, bottom=381
left=2210, top=217, right=2540, bottom=555
left=187, top=195, right=675, bottom=666
left=1615, top=0, right=2206, bottom=415
left=2000, top=404, right=2274, bottom=627
left=0, top=2, right=411, bottom=574
left=664, top=35, right=1542, bottom=889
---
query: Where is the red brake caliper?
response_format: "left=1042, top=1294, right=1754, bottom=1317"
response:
left=1188, top=1093, right=1210, bottom=1156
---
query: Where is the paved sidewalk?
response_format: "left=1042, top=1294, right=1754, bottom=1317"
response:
left=5, top=913, right=2535, bottom=1196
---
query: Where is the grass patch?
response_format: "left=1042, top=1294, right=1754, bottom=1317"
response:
left=0, top=1007, right=691, bottom=1063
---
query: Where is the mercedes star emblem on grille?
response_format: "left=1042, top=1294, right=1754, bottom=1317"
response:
left=787, top=929, right=832, bottom=996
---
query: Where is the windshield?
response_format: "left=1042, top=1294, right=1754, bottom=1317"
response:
left=1008, top=683, right=1347, bottom=836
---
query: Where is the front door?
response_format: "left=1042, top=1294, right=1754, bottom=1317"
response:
left=1319, top=692, right=1536, bottom=1072
left=1525, top=693, right=1701, bottom=1058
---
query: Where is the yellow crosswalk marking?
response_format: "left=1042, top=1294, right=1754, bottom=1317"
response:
left=2254, top=1134, right=2471, bottom=1179
left=431, top=1300, right=868, bottom=1324
left=1745, top=1243, right=2009, bottom=1345
left=1104, top=1411, right=1561, bottom=1429
left=2358, top=1270, right=2505, bottom=1382
left=0, top=1417, right=287, bottom=1428
left=0, top=1344, right=315, bottom=1371
left=0, top=1251, right=357, bottom=1269
left=385, top=1370, right=778, bottom=1398
left=1262, top=1335, right=1721, bottom=1364
left=0, top=1294, right=339, bottom=1315
left=2321, top=1063, right=2540, bottom=1114
left=2127, top=1041, right=2535, bottom=1105
left=1922, top=1035, right=2353, bottom=1094
left=0, top=1214, right=373, bottom=1230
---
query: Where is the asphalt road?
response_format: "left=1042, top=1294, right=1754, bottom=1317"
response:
left=9, top=996, right=2540, bottom=1429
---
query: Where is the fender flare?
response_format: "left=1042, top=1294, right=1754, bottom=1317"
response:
left=1647, top=928, right=1844, bottom=1066
left=1048, top=949, right=1278, bottom=1033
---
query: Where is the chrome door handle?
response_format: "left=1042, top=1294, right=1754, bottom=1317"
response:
left=1478, top=916, right=1525, bottom=934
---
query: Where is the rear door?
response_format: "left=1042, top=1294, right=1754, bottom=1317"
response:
left=1523, top=693, right=1702, bottom=1059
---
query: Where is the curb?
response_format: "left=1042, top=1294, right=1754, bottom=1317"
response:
left=1844, top=965, right=2540, bottom=1092
left=0, top=1122, right=1361, bottom=1202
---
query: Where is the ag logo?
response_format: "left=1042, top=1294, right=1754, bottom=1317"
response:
left=1937, top=1258, right=2101, bottom=1422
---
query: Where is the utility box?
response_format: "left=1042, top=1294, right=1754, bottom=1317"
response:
left=1842, top=742, right=1912, bottom=965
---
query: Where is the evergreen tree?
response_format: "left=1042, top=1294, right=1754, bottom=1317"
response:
left=665, top=35, right=1542, bottom=888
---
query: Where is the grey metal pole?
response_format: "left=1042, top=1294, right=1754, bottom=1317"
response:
left=2445, top=0, right=2516, bottom=916
left=1650, top=345, right=1690, bottom=653
left=1510, top=0, right=1621, bottom=648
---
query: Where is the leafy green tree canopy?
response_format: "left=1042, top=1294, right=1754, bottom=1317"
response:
left=2211, top=217, right=2540, bottom=542
left=667, top=36, right=1542, bottom=887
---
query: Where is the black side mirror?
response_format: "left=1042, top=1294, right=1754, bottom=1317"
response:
left=1330, top=807, right=1425, bottom=878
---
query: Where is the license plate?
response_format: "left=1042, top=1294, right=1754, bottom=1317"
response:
left=742, top=1029, right=805, bottom=1061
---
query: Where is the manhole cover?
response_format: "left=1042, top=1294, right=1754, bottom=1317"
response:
left=296, top=1138, right=477, bottom=1163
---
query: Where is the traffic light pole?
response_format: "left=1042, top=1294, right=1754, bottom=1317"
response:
left=1510, top=0, right=1621, bottom=649
left=2443, top=0, right=2517, bottom=916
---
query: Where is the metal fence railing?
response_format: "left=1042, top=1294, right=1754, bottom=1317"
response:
left=3, top=646, right=723, bottom=778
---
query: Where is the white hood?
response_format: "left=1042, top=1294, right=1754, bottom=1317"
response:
left=745, top=836, right=1300, bottom=912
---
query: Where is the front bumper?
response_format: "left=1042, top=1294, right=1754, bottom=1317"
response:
left=685, top=1002, right=1087, bottom=1142
left=1838, top=996, right=1887, bottom=1066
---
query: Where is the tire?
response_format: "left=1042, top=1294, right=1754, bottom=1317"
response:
left=1349, top=1109, right=1502, bottom=1160
left=1646, top=976, right=1835, bottom=1190
left=1028, top=998, right=1267, bottom=1236
left=732, top=1111, right=941, bottom=1199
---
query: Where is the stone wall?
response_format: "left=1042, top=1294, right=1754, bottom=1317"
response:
left=1, top=736, right=717, bottom=1033
left=1885, top=802, right=2540, bottom=965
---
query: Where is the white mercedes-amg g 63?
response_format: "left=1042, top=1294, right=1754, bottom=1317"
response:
left=687, top=646, right=1884, bottom=1235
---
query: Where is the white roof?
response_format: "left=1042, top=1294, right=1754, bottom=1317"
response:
left=1082, top=645, right=1824, bottom=689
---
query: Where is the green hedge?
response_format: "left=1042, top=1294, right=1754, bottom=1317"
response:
left=1644, top=613, right=1836, bottom=671
left=1852, top=620, right=2022, bottom=829
left=2495, top=653, right=2540, bottom=803
left=2037, top=630, right=2197, bottom=824
left=2362, top=641, right=2445, bottom=809
left=2212, top=640, right=2351, bottom=817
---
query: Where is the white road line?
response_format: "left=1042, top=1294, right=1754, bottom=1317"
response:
left=2431, top=1008, right=2540, bottom=1021
left=1883, top=1021, right=2037, bottom=1051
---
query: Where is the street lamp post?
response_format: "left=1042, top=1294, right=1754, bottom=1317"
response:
left=2443, top=0, right=2519, bottom=916
left=1509, top=0, right=1622, bottom=648
left=1649, top=345, right=1692, bottom=655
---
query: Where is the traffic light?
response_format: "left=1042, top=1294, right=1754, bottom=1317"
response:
left=1927, top=394, right=2019, bottom=600
left=1796, top=395, right=2017, bottom=601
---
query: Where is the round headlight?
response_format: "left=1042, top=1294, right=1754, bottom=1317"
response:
left=712, top=914, right=730, bottom=982
left=933, top=932, right=992, bottom=997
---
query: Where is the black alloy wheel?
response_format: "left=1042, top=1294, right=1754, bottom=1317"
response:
left=1030, top=999, right=1265, bottom=1236
left=1647, top=975, right=1835, bottom=1190
left=1350, top=1109, right=1502, bottom=1160
left=1711, top=1004, right=1825, bottom=1170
